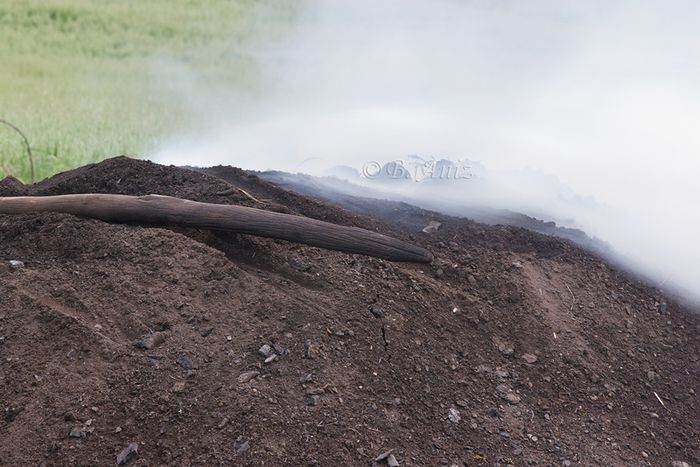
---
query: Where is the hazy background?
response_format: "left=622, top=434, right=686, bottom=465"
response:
left=154, top=0, right=700, bottom=302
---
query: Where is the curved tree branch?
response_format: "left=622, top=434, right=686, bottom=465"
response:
left=0, top=193, right=434, bottom=263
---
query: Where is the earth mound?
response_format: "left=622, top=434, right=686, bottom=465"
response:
left=0, top=156, right=697, bottom=466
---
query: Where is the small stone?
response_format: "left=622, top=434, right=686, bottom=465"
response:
left=493, top=337, right=514, bottom=356
left=233, top=436, right=250, bottom=454
left=562, top=461, right=572, bottom=467
left=369, top=306, right=385, bottom=318
left=264, top=355, right=277, bottom=364
left=511, top=261, right=524, bottom=269
left=522, top=353, right=538, bottom=364
left=387, top=454, right=400, bottom=467
left=134, top=332, right=166, bottom=350
left=176, top=356, right=193, bottom=370
left=503, top=392, right=521, bottom=405
left=641, top=451, right=648, bottom=458
left=237, top=370, right=260, bottom=383
left=69, top=428, right=87, bottom=439
left=422, top=220, right=442, bottom=234
left=496, top=384, right=511, bottom=394
left=467, top=274, right=477, bottom=286
left=455, top=400, right=468, bottom=408
left=299, top=372, right=315, bottom=384
left=116, top=442, right=139, bottom=465
left=671, top=462, right=691, bottom=467
left=272, top=343, right=289, bottom=355
left=258, top=344, right=274, bottom=358
left=448, top=407, right=461, bottom=424
left=374, top=450, right=395, bottom=462
left=226, top=335, right=233, bottom=342
left=200, top=327, right=214, bottom=337
left=8, top=260, right=24, bottom=270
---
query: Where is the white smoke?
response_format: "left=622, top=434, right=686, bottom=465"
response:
left=154, top=0, right=700, bottom=303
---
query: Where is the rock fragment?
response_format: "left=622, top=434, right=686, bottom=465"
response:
left=374, top=449, right=395, bottom=462
left=134, top=332, right=167, bottom=350
left=299, top=372, right=314, bottom=384
left=422, top=221, right=442, bottom=234
left=69, top=428, right=87, bottom=438
left=272, top=342, right=289, bottom=355
left=233, top=436, right=250, bottom=454
left=8, top=260, right=24, bottom=270
left=258, top=344, right=274, bottom=358
left=448, top=407, right=461, bottom=424
left=238, top=370, right=260, bottom=383
left=369, top=306, right=385, bottom=319
left=493, top=337, right=514, bottom=356
left=504, top=393, right=521, bottom=405
left=116, top=443, right=139, bottom=465
left=522, top=353, right=538, bottom=364
left=176, top=355, right=193, bottom=370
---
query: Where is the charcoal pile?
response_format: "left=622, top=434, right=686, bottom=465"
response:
left=0, top=156, right=697, bottom=466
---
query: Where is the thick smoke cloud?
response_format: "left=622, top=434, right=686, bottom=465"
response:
left=154, top=0, right=700, bottom=302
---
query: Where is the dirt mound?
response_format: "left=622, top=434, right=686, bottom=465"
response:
left=1, top=156, right=698, bottom=466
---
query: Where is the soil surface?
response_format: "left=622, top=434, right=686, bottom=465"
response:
left=0, top=156, right=698, bottom=466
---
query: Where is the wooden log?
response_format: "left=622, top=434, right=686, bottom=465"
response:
left=0, top=194, right=433, bottom=263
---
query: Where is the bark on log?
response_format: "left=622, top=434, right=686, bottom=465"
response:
left=0, top=194, right=433, bottom=263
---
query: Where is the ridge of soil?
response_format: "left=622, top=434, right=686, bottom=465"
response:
left=0, top=156, right=697, bottom=466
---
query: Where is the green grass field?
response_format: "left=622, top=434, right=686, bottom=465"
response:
left=0, top=0, right=295, bottom=182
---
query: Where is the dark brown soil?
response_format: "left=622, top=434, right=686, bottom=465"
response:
left=0, top=156, right=697, bottom=466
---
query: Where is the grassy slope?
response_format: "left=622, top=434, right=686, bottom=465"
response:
left=0, top=0, right=290, bottom=182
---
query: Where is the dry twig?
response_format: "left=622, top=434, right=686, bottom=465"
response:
left=0, top=119, right=35, bottom=183
left=566, top=284, right=576, bottom=311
